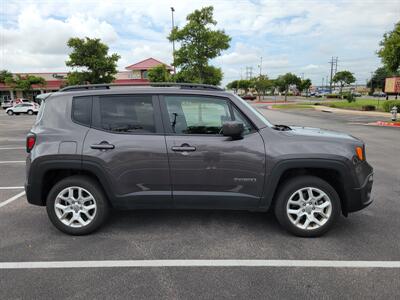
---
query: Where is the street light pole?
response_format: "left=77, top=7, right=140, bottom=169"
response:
left=170, top=7, right=176, bottom=74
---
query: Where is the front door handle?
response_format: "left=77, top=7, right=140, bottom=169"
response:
left=171, top=144, right=196, bottom=152
left=90, top=141, right=115, bottom=150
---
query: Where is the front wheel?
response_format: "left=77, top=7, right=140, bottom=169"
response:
left=46, top=176, right=109, bottom=235
left=274, top=176, right=341, bottom=237
left=7, top=110, right=13, bottom=115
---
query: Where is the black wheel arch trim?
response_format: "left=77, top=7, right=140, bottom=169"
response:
left=260, top=158, right=358, bottom=215
left=26, top=156, right=115, bottom=206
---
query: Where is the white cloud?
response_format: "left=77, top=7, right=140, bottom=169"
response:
left=1, top=4, right=119, bottom=71
left=1, top=0, right=399, bottom=85
left=304, top=64, right=319, bottom=70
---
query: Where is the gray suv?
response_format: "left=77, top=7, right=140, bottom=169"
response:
left=25, top=83, right=374, bottom=237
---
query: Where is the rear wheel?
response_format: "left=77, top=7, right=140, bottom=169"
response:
left=274, top=176, right=341, bottom=237
left=7, top=110, right=13, bottom=115
left=27, top=110, right=33, bottom=115
left=46, top=176, right=109, bottom=235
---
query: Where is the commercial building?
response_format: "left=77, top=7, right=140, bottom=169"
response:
left=0, top=58, right=172, bottom=100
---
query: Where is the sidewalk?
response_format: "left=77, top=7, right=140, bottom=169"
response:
left=312, top=105, right=392, bottom=118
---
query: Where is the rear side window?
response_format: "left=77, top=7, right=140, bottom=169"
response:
left=72, top=96, right=92, bottom=126
left=94, top=95, right=155, bottom=133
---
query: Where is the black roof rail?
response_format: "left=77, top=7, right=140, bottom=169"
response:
left=58, top=82, right=224, bottom=92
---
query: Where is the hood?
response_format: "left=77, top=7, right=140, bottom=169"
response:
left=285, top=126, right=359, bottom=142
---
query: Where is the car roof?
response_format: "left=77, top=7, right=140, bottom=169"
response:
left=50, top=85, right=231, bottom=99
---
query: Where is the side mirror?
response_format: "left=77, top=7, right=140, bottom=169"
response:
left=222, top=121, right=244, bottom=139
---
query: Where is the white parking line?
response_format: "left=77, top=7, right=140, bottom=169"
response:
left=0, top=191, right=25, bottom=208
left=0, top=259, right=400, bottom=269
left=0, top=186, right=24, bottom=190
left=0, top=161, right=25, bottom=164
left=0, top=147, right=25, bottom=150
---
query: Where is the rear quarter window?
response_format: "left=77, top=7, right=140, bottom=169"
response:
left=93, top=95, right=155, bottom=134
left=72, top=96, right=92, bottom=126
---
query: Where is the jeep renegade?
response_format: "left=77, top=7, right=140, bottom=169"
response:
left=25, top=83, right=374, bottom=236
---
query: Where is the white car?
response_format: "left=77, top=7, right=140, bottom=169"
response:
left=6, top=103, right=39, bottom=116
left=1, top=100, right=14, bottom=109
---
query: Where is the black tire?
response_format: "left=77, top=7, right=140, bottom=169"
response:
left=274, top=176, right=341, bottom=237
left=27, top=110, right=33, bottom=115
left=46, top=175, right=109, bottom=235
left=7, top=110, right=13, bottom=115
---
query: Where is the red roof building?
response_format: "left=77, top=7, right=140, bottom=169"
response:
left=0, top=57, right=172, bottom=100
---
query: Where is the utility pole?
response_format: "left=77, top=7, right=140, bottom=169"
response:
left=322, top=77, right=324, bottom=89
left=329, top=56, right=338, bottom=93
left=258, top=57, right=263, bottom=77
left=370, top=72, right=374, bottom=92
left=170, top=7, right=176, bottom=74
left=245, top=66, right=253, bottom=80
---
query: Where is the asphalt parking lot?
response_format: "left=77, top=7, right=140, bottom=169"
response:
left=0, top=107, right=399, bottom=299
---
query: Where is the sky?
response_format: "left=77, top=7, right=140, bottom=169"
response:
left=0, top=0, right=399, bottom=86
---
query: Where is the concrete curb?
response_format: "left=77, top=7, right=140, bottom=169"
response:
left=368, top=121, right=400, bottom=128
left=312, top=105, right=392, bottom=118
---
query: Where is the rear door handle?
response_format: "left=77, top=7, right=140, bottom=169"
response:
left=171, top=144, right=196, bottom=152
left=90, top=141, right=115, bottom=150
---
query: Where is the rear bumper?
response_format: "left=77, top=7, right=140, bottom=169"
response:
left=25, top=182, right=44, bottom=206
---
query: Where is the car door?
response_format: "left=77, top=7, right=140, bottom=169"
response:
left=22, top=103, right=31, bottom=112
left=14, top=104, right=24, bottom=113
left=160, top=94, right=266, bottom=209
left=82, top=94, right=172, bottom=208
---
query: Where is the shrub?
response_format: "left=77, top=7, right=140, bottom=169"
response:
left=344, top=92, right=356, bottom=103
left=382, top=100, right=400, bottom=112
left=362, top=105, right=376, bottom=111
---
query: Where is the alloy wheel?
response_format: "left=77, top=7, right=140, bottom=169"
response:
left=54, top=186, right=97, bottom=228
left=286, top=187, right=332, bottom=230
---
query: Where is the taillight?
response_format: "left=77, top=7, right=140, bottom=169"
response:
left=26, top=133, right=36, bottom=153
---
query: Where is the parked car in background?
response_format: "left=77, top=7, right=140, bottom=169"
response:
left=352, top=92, right=362, bottom=97
left=241, top=94, right=257, bottom=101
left=6, top=102, right=39, bottom=115
left=1, top=99, right=14, bottom=109
left=14, top=98, right=31, bottom=105
left=373, top=91, right=386, bottom=97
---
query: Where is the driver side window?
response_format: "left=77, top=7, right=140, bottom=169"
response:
left=164, top=96, right=254, bottom=135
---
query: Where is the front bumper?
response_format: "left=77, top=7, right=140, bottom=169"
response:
left=346, top=171, right=374, bottom=213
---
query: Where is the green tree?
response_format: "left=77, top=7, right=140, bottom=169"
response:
left=168, top=6, right=231, bottom=85
left=333, top=70, right=356, bottom=96
left=253, top=75, right=272, bottom=99
left=5, top=75, right=46, bottom=100
left=66, top=37, right=120, bottom=85
left=148, top=64, right=172, bottom=82
left=299, top=78, right=312, bottom=93
left=367, top=66, right=398, bottom=92
left=275, top=73, right=302, bottom=101
left=377, top=21, right=400, bottom=73
left=236, top=79, right=252, bottom=94
left=226, top=80, right=239, bottom=93
left=0, top=70, right=13, bottom=83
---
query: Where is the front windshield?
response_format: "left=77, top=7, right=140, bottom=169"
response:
left=233, top=94, right=273, bottom=127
